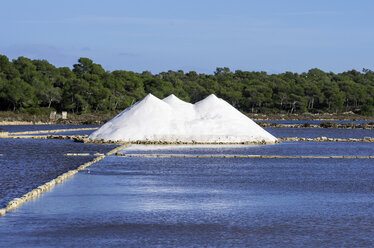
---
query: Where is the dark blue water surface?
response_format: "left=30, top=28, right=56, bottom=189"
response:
left=0, top=138, right=117, bottom=208
left=0, top=125, right=374, bottom=247
left=0, top=124, right=99, bottom=133
left=19, top=130, right=98, bottom=136
left=122, top=141, right=374, bottom=157
left=266, top=127, right=374, bottom=139
left=1, top=154, right=374, bottom=247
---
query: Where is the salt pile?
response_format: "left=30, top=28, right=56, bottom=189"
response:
left=89, top=94, right=277, bottom=144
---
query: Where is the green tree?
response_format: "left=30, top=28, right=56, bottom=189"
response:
left=0, top=55, right=20, bottom=79
left=2, top=78, right=35, bottom=110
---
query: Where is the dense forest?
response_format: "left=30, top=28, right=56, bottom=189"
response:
left=0, top=55, right=373, bottom=116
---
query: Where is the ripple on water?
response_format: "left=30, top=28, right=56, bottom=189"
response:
left=0, top=138, right=117, bottom=208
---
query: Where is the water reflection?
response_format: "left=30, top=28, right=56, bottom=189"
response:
left=0, top=126, right=374, bottom=247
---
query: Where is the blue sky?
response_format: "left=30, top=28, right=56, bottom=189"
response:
left=1, top=0, right=373, bottom=74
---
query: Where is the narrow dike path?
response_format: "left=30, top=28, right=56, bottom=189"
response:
left=115, top=153, right=374, bottom=159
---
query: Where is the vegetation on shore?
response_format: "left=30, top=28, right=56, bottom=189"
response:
left=1, top=55, right=373, bottom=118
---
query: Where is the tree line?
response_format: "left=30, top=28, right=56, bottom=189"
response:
left=0, top=55, right=373, bottom=116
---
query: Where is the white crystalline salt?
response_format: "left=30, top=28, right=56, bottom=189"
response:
left=89, top=93, right=277, bottom=143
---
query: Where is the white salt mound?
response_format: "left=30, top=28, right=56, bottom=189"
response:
left=89, top=94, right=277, bottom=143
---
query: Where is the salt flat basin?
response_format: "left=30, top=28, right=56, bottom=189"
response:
left=1, top=141, right=374, bottom=247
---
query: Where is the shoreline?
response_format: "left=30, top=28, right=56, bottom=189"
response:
left=258, top=122, right=374, bottom=129
left=247, top=113, right=374, bottom=122
left=0, top=112, right=373, bottom=126
left=0, top=121, right=54, bottom=125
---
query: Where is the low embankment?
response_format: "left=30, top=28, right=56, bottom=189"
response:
left=2, top=133, right=374, bottom=143
left=115, top=152, right=374, bottom=159
left=9, top=127, right=98, bottom=135
left=278, top=137, right=374, bottom=142
left=258, top=121, right=374, bottom=129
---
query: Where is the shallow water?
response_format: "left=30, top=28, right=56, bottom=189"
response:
left=122, top=141, right=374, bottom=157
left=0, top=125, right=373, bottom=247
left=0, top=124, right=100, bottom=137
left=19, top=130, right=98, bottom=136
left=1, top=153, right=374, bottom=247
left=0, top=138, right=117, bottom=208
left=0, top=124, right=99, bottom=133
left=266, top=127, right=374, bottom=139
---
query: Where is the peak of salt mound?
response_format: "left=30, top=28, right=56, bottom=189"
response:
left=163, top=94, right=195, bottom=122
left=163, top=93, right=177, bottom=99
left=194, top=94, right=240, bottom=120
left=109, top=93, right=162, bottom=121
left=163, top=94, right=190, bottom=105
left=206, top=94, right=218, bottom=99
left=143, top=93, right=159, bottom=102
left=194, top=94, right=223, bottom=107
left=89, top=93, right=277, bottom=143
left=162, top=94, right=178, bottom=102
left=89, top=94, right=172, bottom=141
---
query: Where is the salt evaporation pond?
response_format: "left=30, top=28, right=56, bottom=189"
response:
left=1, top=124, right=374, bottom=247
left=1, top=143, right=374, bottom=247
left=0, top=125, right=374, bottom=247
left=267, top=126, right=374, bottom=139
left=0, top=124, right=99, bottom=133
left=0, top=138, right=117, bottom=208
left=122, top=141, right=374, bottom=157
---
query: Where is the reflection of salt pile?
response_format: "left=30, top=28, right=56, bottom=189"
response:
left=89, top=94, right=277, bottom=144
